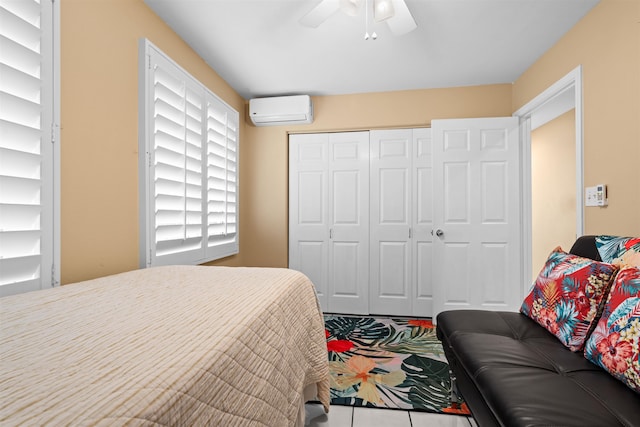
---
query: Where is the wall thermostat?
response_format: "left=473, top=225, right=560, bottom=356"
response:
left=585, top=184, right=608, bottom=207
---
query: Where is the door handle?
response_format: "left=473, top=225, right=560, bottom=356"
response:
left=432, top=229, right=444, bottom=237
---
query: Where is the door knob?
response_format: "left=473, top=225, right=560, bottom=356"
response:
left=434, top=229, right=444, bottom=237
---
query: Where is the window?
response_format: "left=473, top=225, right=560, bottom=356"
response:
left=0, top=0, right=59, bottom=297
left=139, top=40, right=239, bottom=267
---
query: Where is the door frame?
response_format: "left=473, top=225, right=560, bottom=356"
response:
left=513, top=65, right=584, bottom=295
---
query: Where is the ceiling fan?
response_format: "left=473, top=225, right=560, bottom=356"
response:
left=300, top=0, right=417, bottom=37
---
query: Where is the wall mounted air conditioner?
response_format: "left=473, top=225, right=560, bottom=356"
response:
left=249, top=95, right=313, bottom=126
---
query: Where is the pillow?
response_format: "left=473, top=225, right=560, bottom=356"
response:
left=596, top=235, right=640, bottom=268
left=584, top=267, right=640, bottom=394
left=520, top=248, right=618, bottom=351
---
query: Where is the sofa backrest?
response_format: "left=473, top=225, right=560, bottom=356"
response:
left=569, top=235, right=602, bottom=261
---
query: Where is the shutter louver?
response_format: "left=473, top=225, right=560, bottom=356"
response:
left=0, top=0, right=46, bottom=292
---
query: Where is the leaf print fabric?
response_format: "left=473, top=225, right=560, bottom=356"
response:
left=596, top=235, right=640, bottom=268
left=324, top=315, right=469, bottom=415
left=585, top=267, right=640, bottom=394
left=330, top=354, right=406, bottom=405
left=520, top=248, right=618, bottom=351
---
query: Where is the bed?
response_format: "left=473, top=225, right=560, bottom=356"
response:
left=0, top=266, right=330, bottom=426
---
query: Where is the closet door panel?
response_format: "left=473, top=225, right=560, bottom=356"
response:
left=378, top=242, right=409, bottom=296
left=379, top=169, right=409, bottom=223
left=327, top=132, right=369, bottom=314
left=298, top=172, right=325, bottom=224
left=289, top=134, right=329, bottom=310
left=370, top=129, right=412, bottom=315
left=414, top=240, right=433, bottom=310
left=296, top=241, right=326, bottom=299
left=412, top=128, right=434, bottom=317
left=333, top=170, right=359, bottom=224
left=331, top=242, right=361, bottom=296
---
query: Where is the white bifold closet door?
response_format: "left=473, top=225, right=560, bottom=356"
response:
left=369, top=129, right=434, bottom=317
left=288, top=132, right=370, bottom=314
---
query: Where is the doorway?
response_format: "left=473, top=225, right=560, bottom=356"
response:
left=531, top=109, right=577, bottom=280
left=514, top=66, right=584, bottom=292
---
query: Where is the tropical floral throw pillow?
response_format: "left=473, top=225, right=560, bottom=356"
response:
left=521, top=248, right=618, bottom=351
left=584, top=267, right=640, bottom=394
left=596, top=235, right=640, bottom=268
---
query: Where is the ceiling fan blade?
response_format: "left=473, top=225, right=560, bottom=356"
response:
left=386, top=0, right=417, bottom=36
left=300, top=0, right=341, bottom=28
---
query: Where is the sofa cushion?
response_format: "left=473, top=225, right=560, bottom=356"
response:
left=521, top=248, right=618, bottom=351
left=596, top=235, right=640, bottom=267
left=437, top=310, right=640, bottom=426
left=585, top=266, right=640, bottom=394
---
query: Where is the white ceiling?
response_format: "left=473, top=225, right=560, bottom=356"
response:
left=144, top=0, right=599, bottom=99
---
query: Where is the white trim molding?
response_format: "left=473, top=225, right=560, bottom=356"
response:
left=513, top=65, right=584, bottom=292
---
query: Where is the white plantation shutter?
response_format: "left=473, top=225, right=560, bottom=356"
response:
left=0, top=0, right=58, bottom=296
left=150, top=56, right=204, bottom=263
left=206, top=96, right=238, bottom=259
left=140, top=40, right=239, bottom=267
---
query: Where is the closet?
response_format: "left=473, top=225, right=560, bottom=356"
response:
left=289, top=118, right=522, bottom=318
left=289, top=128, right=433, bottom=317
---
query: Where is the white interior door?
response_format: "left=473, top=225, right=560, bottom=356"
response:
left=328, top=132, right=370, bottom=314
left=369, top=129, right=412, bottom=315
left=432, top=118, right=521, bottom=320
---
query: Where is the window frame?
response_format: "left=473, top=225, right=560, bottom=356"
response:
left=138, top=39, right=239, bottom=268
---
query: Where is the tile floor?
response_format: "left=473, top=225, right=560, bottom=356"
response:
left=305, top=403, right=478, bottom=427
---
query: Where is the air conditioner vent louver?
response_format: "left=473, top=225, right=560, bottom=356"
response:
left=249, top=95, right=313, bottom=126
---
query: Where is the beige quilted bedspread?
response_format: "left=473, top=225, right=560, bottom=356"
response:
left=0, top=266, right=329, bottom=426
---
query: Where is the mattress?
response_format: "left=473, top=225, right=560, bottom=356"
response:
left=0, top=266, right=330, bottom=426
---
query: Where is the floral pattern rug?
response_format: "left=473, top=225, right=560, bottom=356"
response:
left=324, top=314, right=470, bottom=415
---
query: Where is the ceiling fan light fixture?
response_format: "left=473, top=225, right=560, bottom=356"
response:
left=373, top=0, right=394, bottom=22
left=340, top=0, right=363, bottom=17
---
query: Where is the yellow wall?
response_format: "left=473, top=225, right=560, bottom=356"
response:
left=531, top=110, right=576, bottom=280
left=513, top=0, right=640, bottom=237
left=242, top=85, right=513, bottom=267
left=60, top=0, right=639, bottom=283
left=61, top=0, right=245, bottom=284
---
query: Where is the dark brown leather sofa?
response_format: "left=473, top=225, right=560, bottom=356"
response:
left=436, top=236, right=640, bottom=426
